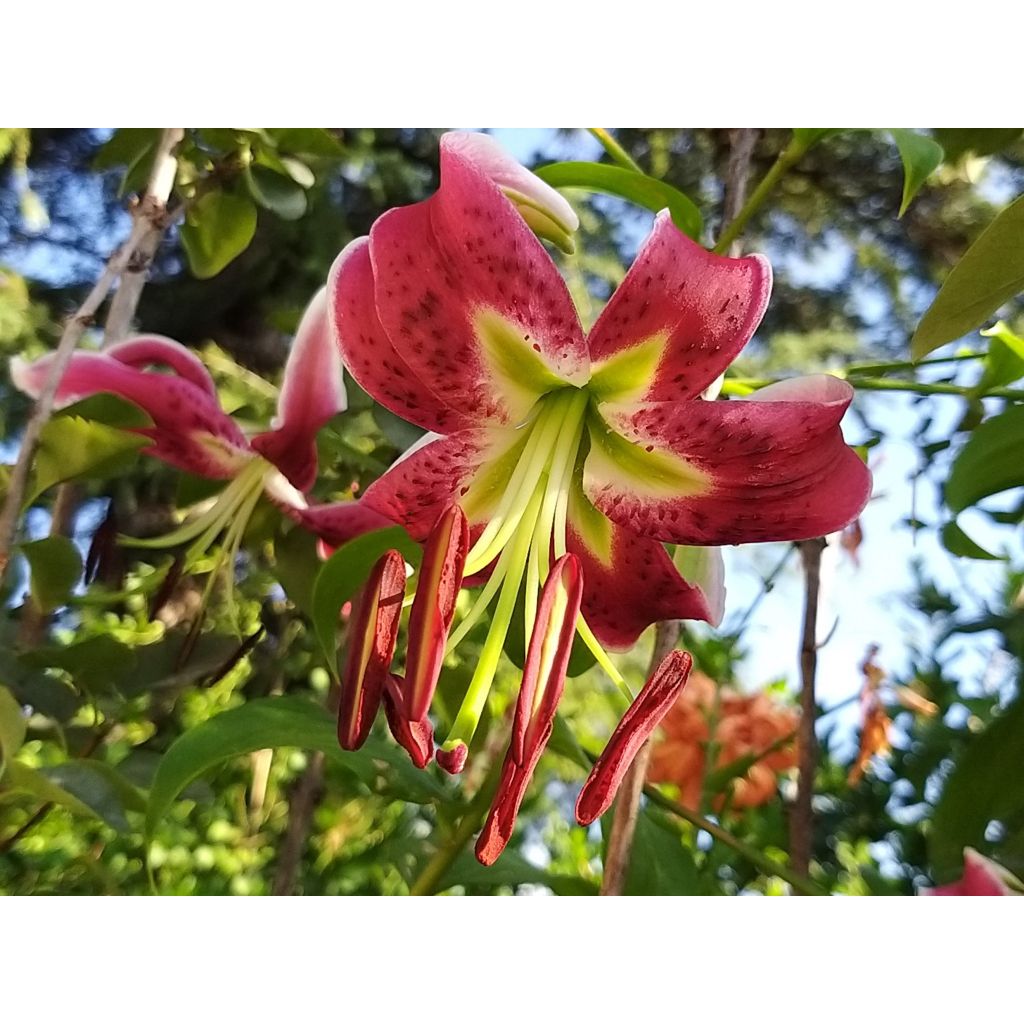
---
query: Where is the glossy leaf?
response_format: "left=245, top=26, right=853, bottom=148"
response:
left=931, top=697, right=1024, bottom=880
left=941, top=521, right=1002, bottom=561
left=244, top=165, right=307, bottom=221
left=888, top=129, right=944, bottom=217
left=976, top=321, right=1024, bottom=391
left=912, top=193, right=1024, bottom=358
left=43, top=760, right=146, bottom=831
left=266, top=128, right=344, bottom=157
left=933, top=128, right=1022, bottom=163
left=620, top=810, right=699, bottom=895
left=272, top=525, right=321, bottom=616
left=438, top=850, right=599, bottom=895
left=945, top=406, right=1024, bottom=513
left=310, top=526, right=420, bottom=673
left=2, top=761, right=97, bottom=820
left=535, top=161, right=702, bottom=240
left=20, top=536, right=82, bottom=614
left=0, top=685, right=26, bottom=780
left=180, top=190, right=258, bottom=279
left=28, top=415, right=146, bottom=505
left=145, top=695, right=449, bottom=843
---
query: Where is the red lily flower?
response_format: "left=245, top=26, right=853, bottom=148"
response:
left=323, top=131, right=870, bottom=860
left=12, top=288, right=384, bottom=556
left=922, top=849, right=1021, bottom=896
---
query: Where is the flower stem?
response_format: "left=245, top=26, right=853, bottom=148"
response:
left=712, top=135, right=809, bottom=255
left=587, top=128, right=644, bottom=173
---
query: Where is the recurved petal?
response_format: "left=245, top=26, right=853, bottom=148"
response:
left=586, top=212, right=771, bottom=403
left=576, top=650, right=693, bottom=826
left=586, top=376, right=871, bottom=545
left=338, top=549, right=406, bottom=751
left=250, top=287, right=345, bottom=492
left=11, top=345, right=249, bottom=479
left=566, top=491, right=716, bottom=650
left=279, top=499, right=393, bottom=551
left=366, top=138, right=588, bottom=426
left=330, top=237, right=473, bottom=435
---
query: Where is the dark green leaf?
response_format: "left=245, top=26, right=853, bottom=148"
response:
left=20, top=536, right=82, bottom=614
left=941, top=521, right=1002, bottom=560
left=933, top=128, right=1022, bottom=163
left=888, top=130, right=944, bottom=217
left=244, top=165, right=307, bottom=220
left=266, top=128, right=345, bottom=157
left=792, top=129, right=844, bottom=148
left=912, top=193, right=1024, bottom=358
left=931, top=697, right=1024, bottom=880
left=272, top=526, right=321, bottom=616
left=535, top=162, right=702, bottom=240
left=94, top=128, right=160, bottom=170
left=28, top=416, right=146, bottom=505
left=2, top=761, right=97, bottom=820
left=620, top=810, right=699, bottom=895
left=43, top=760, right=145, bottom=831
left=311, top=527, right=420, bottom=672
left=945, top=405, right=1024, bottom=513
left=145, top=695, right=448, bottom=843
left=180, top=190, right=258, bottom=279
left=439, top=849, right=599, bottom=894
left=20, top=635, right=137, bottom=695
left=0, top=685, right=26, bottom=779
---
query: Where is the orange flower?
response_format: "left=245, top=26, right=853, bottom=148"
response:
left=648, top=671, right=798, bottom=812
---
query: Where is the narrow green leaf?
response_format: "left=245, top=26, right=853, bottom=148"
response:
left=28, top=416, right=146, bottom=505
left=888, top=129, right=944, bottom=217
left=20, top=536, right=82, bottom=614
left=439, top=849, right=599, bottom=895
left=535, top=162, right=702, bottom=240
left=180, top=191, right=258, bottom=279
left=975, top=321, right=1024, bottom=391
left=912, top=193, right=1024, bottom=358
left=792, top=128, right=844, bottom=148
left=43, top=760, right=146, bottom=831
left=20, top=635, right=137, bottom=695
left=310, top=526, right=420, bottom=672
left=941, top=521, right=1002, bottom=561
left=144, top=695, right=448, bottom=843
left=931, top=697, right=1024, bottom=881
left=2, top=761, right=98, bottom=820
left=0, top=685, right=26, bottom=780
left=933, top=128, right=1022, bottom=163
left=945, top=406, right=1024, bottom=513
left=244, top=165, right=307, bottom=221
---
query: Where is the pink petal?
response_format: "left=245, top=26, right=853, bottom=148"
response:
left=925, top=849, right=1016, bottom=896
left=11, top=347, right=249, bottom=479
left=586, top=376, right=871, bottom=545
left=476, top=555, right=582, bottom=865
left=567, top=499, right=716, bottom=650
left=250, top=287, right=346, bottom=491
left=586, top=212, right=771, bottom=402
left=365, top=138, right=589, bottom=425
left=107, top=336, right=219, bottom=400
left=338, top=549, right=406, bottom=751
left=404, top=506, right=470, bottom=722
left=576, top=650, right=693, bottom=826
left=330, top=238, right=473, bottom=434
left=280, top=500, right=393, bottom=550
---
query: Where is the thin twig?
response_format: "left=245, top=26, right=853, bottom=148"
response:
left=271, top=752, right=326, bottom=896
left=0, top=128, right=184, bottom=590
left=599, top=618, right=679, bottom=896
left=720, top=129, right=761, bottom=255
left=790, top=537, right=826, bottom=885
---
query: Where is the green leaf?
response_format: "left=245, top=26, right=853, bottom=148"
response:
left=912, top=193, right=1024, bottom=358
left=272, top=526, right=321, bottom=617
left=28, top=416, right=147, bottom=505
left=43, top=760, right=146, bottom=831
left=931, top=697, right=1024, bottom=880
left=144, top=695, right=447, bottom=843
left=266, top=128, right=344, bottom=157
left=792, top=129, right=844, bottom=148
left=20, top=635, right=137, bottom=695
left=2, top=761, right=98, bottom=820
left=535, top=162, right=702, bottom=240
left=19, top=536, right=82, bottom=614
left=945, top=405, right=1024, bottom=513
left=0, top=685, right=26, bottom=780
left=975, top=321, right=1024, bottom=391
left=439, top=849, right=599, bottom=895
left=244, top=165, right=307, bottom=221
left=180, top=190, right=258, bottom=279
left=310, top=527, right=420, bottom=672
left=94, top=128, right=160, bottom=169
left=888, top=129, right=944, bottom=217
left=620, top=810, right=699, bottom=895
left=941, top=521, right=1002, bottom=560
left=933, top=128, right=1022, bottom=163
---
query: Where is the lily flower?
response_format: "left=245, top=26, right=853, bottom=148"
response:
left=12, top=288, right=384, bottom=564
left=326, top=132, right=870, bottom=862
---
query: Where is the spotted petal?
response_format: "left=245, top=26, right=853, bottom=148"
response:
left=585, top=375, right=871, bottom=545
left=586, top=212, right=771, bottom=404
left=364, top=135, right=589, bottom=426
left=251, top=287, right=346, bottom=491
left=11, top=339, right=249, bottom=478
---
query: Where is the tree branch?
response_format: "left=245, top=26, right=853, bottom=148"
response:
left=790, top=537, right=826, bottom=885
left=0, top=128, right=183, bottom=590
left=271, top=752, right=326, bottom=896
